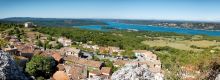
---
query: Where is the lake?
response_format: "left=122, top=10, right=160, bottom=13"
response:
left=73, top=22, right=220, bottom=36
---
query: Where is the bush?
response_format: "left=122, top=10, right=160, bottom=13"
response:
left=25, top=55, right=56, bottom=78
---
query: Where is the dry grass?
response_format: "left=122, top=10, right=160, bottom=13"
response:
left=142, top=38, right=220, bottom=51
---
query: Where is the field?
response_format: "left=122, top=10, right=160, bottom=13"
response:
left=142, top=37, right=220, bottom=52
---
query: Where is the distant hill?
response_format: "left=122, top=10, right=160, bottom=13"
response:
left=109, top=19, right=220, bottom=30
left=0, top=17, right=108, bottom=27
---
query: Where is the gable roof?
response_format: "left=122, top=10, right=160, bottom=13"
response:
left=20, top=46, right=35, bottom=53
left=52, top=51, right=62, bottom=62
left=68, top=64, right=87, bottom=80
left=64, top=56, right=102, bottom=68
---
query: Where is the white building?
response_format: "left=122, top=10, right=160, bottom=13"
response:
left=24, top=22, right=36, bottom=28
left=58, top=37, right=72, bottom=47
left=60, top=47, right=80, bottom=57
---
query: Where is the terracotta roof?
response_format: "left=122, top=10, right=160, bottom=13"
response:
left=68, top=64, right=87, bottom=80
left=33, top=50, right=42, bottom=55
left=64, top=56, right=102, bottom=68
left=60, top=47, right=80, bottom=54
left=114, top=60, right=128, bottom=66
left=20, top=46, right=34, bottom=53
left=101, top=67, right=112, bottom=75
left=52, top=52, right=62, bottom=62
left=89, top=70, right=101, bottom=76
left=53, top=71, right=68, bottom=80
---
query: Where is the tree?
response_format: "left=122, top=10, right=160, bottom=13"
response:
left=46, top=44, right=52, bottom=49
left=25, top=55, right=56, bottom=78
left=92, top=55, right=100, bottom=61
left=47, top=36, right=53, bottom=41
left=0, top=39, right=7, bottom=48
left=54, top=42, right=63, bottom=49
left=36, top=40, right=43, bottom=47
left=121, top=50, right=136, bottom=59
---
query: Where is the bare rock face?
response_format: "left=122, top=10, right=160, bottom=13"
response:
left=0, top=51, right=28, bottom=80
left=111, top=63, right=164, bottom=80
left=216, top=74, right=220, bottom=80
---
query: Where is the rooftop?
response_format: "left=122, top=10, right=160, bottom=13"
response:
left=53, top=71, right=68, bottom=80
left=51, top=51, right=62, bottom=62
left=101, top=67, right=112, bottom=75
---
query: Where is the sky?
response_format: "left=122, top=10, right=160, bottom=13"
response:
left=0, top=0, right=220, bottom=21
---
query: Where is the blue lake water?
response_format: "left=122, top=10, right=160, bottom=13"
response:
left=73, top=22, right=220, bottom=36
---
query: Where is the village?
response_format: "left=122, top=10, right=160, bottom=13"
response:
left=0, top=22, right=163, bottom=80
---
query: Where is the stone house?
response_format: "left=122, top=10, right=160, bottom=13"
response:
left=58, top=37, right=72, bottom=47
left=60, top=47, right=81, bottom=57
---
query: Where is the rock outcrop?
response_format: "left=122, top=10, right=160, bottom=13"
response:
left=216, top=74, right=220, bottom=80
left=111, top=63, right=164, bottom=80
left=0, top=51, right=28, bottom=80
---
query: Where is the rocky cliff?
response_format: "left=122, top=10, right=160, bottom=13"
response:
left=0, top=51, right=28, bottom=80
left=111, top=63, right=164, bottom=80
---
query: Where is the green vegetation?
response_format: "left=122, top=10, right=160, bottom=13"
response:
left=120, top=50, right=136, bottom=59
left=101, top=59, right=119, bottom=73
left=25, top=55, right=56, bottom=79
left=0, top=39, right=7, bottom=48
left=54, top=41, right=63, bottom=49
left=35, top=27, right=185, bottom=50
left=152, top=46, right=220, bottom=79
left=1, top=17, right=108, bottom=27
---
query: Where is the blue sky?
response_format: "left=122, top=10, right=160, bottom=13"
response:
left=0, top=0, right=220, bottom=21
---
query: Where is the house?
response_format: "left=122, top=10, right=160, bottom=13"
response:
left=101, top=67, right=112, bottom=76
left=113, top=60, right=128, bottom=67
left=18, top=45, right=35, bottom=59
left=58, top=37, right=72, bottom=47
left=51, top=51, right=63, bottom=63
left=3, top=45, right=18, bottom=55
left=64, top=56, right=103, bottom=69
left=24, top=22, right=36, bottom=28
left=133, top=50, right=157, bottom=61
left=53, top=71, right=68, bottom=80
left=89, top=70, right=101, bottom=78
left=67, top=64, right=87, bottom=80
left=82, top=44, right=100, bottom=51
left=60, top=47, right=81, bottom=57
